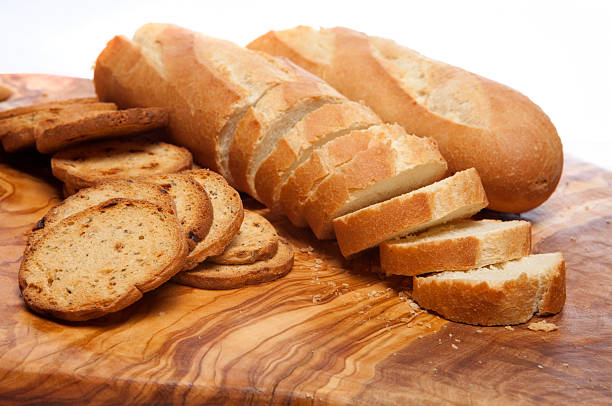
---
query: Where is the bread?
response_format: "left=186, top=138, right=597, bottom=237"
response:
left=380, top=219, right=531, bottom=276
left=95, top=24, right=298, bottom=174
left=332, top=168, right=488, bottom=257
left=210, top=210, right=278, bottom=265
left=254, top=101, right=382, bottom=210
left=0, top=84, right=12, bottom=102
left=0, top=101, right=117, bottom=152
left=0, top=97, right=98, bottom=120
left=302, top=124, right=448, bottom=239
left=412, top=253, right=566, bottom=325
left=146, top=173, right=213, bottom=251
left=181, top=169, right=244, bottom=269
left=29, top=179, right=175, bottom=245
left=36, top=107, right=168, bottom=153
left=173, top=238, right=294, bottom=290
left=19, top=198, right=189, bottom=321
left=227, top=60, right=344, bottom=195
left=248, top=26, right=564, bottom=213
left=51, top=139, right=192, bottom=189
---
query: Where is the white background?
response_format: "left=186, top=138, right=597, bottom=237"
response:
left=2, top=0, right=611, bottom=170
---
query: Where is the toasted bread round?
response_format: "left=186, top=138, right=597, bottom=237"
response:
left=173, top=239, right=294, bottom=290
left=210, top=210, right=278, bottom=265
left=0, top=97, right=98, bottom=120
left=51, top=139, right=193, bottom=188
left=145, top=173, right=213, bottom=251
left=180, top=169, right=244, bottom=269
left=36, top=107, right=169, bottom=153
left=19, top=199, right=189, bottom=321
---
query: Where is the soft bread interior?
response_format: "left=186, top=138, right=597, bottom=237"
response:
left=389, top=220, right=524, bottom=244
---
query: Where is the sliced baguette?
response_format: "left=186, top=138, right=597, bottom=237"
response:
left=36, top=107, right=168, bottom=153
left=227, top=60, right=344, bottom=195
left=51, top=139, right=192, bottom=189
left=303, top=124, right=448, bottom=239
left=412, top=253, right=566, bottom=326
left=332, top=168, right=488, bottom=257
left=181, top=169, right=244, bottom=269
left=145, top=173, right=213, bottom=251
left=210, top=210, right=279, bottom=265
left=174, top=238, right=294, bottom=290
left=380, top=220, right=531, bottom=276
left=19, top=198, right=189, bottom=321
left=254, top=101, right=382, bottom=210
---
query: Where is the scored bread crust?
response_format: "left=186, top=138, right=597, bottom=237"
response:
left=173, top=239, right=294, bottom=290
left=180, top=169, right=244, bottom=269
left=247, top=26, right=563, bottom=213
left=412, top=253, right=566, bottom=326
left=0, top=97, right=98, bottom=120
left=332, top=168, right=488, bottom=257
left=51, top=139, right=193, bottom=189
left=145, top=173, right=213, bottom=251
left=379, top=219, right=532, bottom=276
left=36, top=107, right=168, bottom=153
left=19, top=198, right=189, bottom=321
left=209, top=210, right=278, bottom=265
left=254, top=101, right=382, bottom=210
left=303, top=125, right=447, bottom=239
left=0, top=102, right=118, bottom=152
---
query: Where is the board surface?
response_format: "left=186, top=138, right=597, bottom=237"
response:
left=0, top=74, right=611, bottom=405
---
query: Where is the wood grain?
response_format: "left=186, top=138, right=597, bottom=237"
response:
left=0, top=74, right=611, bottom=405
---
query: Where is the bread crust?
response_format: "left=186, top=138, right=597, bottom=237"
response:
left=248, top=26, right=563, bottom=213
left=36, top=107, right=168, bottom=153
left=19, top=198, right=189, bottom=321
left=332, top=168, right=488, bottom=257
left=380, top=220, right=532, bottom=276
left=0, top=97, right=98, bottom=120
left=173, top=239, right=293, bottom=290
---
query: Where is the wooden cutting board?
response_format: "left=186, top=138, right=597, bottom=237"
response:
left=0, top=74, right=610, bottom=405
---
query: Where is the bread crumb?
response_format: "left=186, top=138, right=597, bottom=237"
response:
left=528, top=320, right=558, bottom=332
left=451, top=344, right=458, bottom=350
left=417, top=335, right=423, bottom=339
left=505, top=326, right=515, bottom=331
left=477, top=360, right=482, bottom=364
left=312, top=294, right=322, bottom=304
left=562, top=363, right=569, bottom=367
left=476, top=329, right=483, bottom=333
left=300, top=246, right=314, bottom=253
left=537, top=365, right=544, bottom=369
left=438, top=339, right=442, bottom=344
left=455, top=339, right=461, bottom=343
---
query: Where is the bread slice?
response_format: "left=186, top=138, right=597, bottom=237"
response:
left=145, top=173, right=213, bottom=251
left=303, top=124, right=448, bottom=239
left=30, top=179, right=176, bottom=245
left=0, top=84, right=12, bottom=102
left=210, top=210, right=279, bottom=265
left=254, top=101, right=382, bottom=210
left=333, top=168, right=488, bottom=257
left=174, top=238, right=294, bottom=290
left=0, top=97, right=98, bottom=120
left=1, top=102, right=117, bottom=152
left=413, top=253, right=566, bottom=326
left=36, top=107, right=168, bottom=153
left=51, top=139, right=192, bottom=189
left=180, top=169, right=244, bottom=269
left=380, top=220, right=531, bottom=276
left=18, top=198, right=189, bottom=321
left=226, top=59, right=344, bottom=195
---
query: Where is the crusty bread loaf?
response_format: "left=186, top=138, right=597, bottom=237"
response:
left=332, top=168, right=488, bottom=257
left=146, top=173, right=213, bottom=251
left=302, top=124, right=448, bottom=239
left=227, top=60, right=344, bottom=195
left=412, top=253, right=566, bottom=325
left=248, top=26, right=563, bottom=213
left=36, top=107, right=168, bottom=153
left=51, top=139, right=192, bottom=189
left=380, top=219, right=531, bottom=276
left=254, top=101, right=382, bottom=210
left=174, top=238, right=293, bottom=290
left=181, top=169, right=244, bottom=269
left=19, top=199, right=189, bottom=321
left=210, top=210, right=278, bottom=265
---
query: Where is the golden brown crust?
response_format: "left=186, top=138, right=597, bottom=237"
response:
left=36, top=107, right=168, bottom=153
left=173, top=238, right=293, bottom=290
left=0, top=84, right=13, bottom=101
left=0, top=97, right=98, bottom=120
left=332, top=168, right=488, bottom=257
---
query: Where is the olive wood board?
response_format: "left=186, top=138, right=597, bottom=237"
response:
left=0, top=74, right=610, bottom=405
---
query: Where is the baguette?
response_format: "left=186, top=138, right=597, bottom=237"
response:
left=380, top=219, right=531, bottom=276
left=412, top=253, right=566, bottom=326
left=248, top=26, right=563, bottom=213
left=332, top=168, right=488, bottom=257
